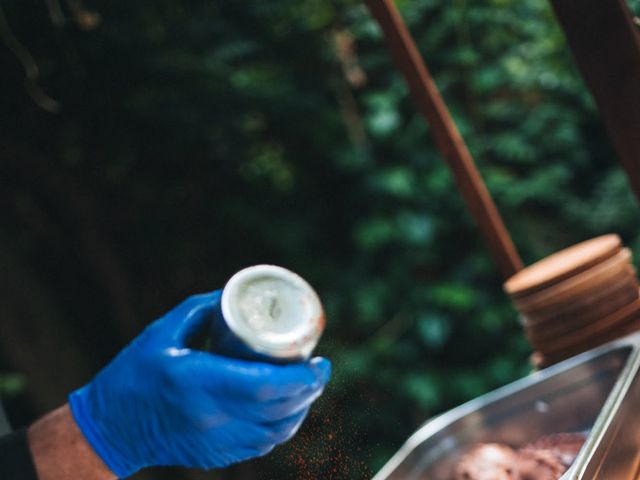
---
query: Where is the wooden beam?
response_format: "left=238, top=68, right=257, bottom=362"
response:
left=0, top=239, right=92, bottom=412
left=0, top=402, right=10, bottom=434
left=549, top=0, right=640, bottom=201
left=365, top=0, right=524, bottom=280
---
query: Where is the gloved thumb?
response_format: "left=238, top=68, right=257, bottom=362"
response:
left=152, top=291, right=222, bottom=346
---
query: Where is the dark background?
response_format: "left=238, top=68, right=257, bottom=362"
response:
left=1, top=0, right=640, bottom=478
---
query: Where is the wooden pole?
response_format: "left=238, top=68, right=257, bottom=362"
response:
left=549, top=0, right=640, bottom=202
left=0, top=402, right=9, bottom=434
left=364, top=0, right=524, bottom=280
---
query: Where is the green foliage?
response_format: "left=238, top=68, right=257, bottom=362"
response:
left=0, top=374, right=26, bottom=398
left=1, top=0, right=639, bottom=479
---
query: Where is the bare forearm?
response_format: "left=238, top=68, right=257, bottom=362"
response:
left=27, top=404, right=116, bottom=480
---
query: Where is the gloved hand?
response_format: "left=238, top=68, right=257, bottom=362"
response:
left=68, top=291, right=331, bottom=478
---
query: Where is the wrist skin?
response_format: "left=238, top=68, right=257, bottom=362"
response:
left=27, top=404, right=117, bottom=480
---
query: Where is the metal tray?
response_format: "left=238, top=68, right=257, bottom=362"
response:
left=373, top=332, right=640, bottom=479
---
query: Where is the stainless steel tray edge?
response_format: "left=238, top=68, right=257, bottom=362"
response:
left=372, top=332, right=640, bottom=480
left=565, top=331, right=640, bottom=479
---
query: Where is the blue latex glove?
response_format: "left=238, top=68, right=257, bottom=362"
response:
left=69, top=291, right=331, bottom=478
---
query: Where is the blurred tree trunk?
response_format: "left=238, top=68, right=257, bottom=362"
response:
left=0, top=234, right=90, bottom=412
left=1, top=142, right=142, bottom=341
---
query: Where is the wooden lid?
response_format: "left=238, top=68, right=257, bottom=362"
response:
left=504, top=234, right=622, bottom=297
left=520, top=265, right=640, bottom=326
left=514, top=249, right=632, bottom=313
left=534, top=314, right=640, bottom=367
left=524, top=276, right=639, bottom=342
left=531, top=316, right=640, bottom=369
left=520, top=269, right=638, bottom=326
left=537, top=296, right=640, bottom=355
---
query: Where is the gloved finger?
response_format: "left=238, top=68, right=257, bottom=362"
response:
left=227, top=380, right=325, bottom=423
left=185, top=353, right=331, bottom=402
left=151, top=291, right=221, bottom=346
left=236, top=444, right=276, bottom=460
left=260, top=407, right=309, bottom=445
left=233, top=356, right=331, bottom=402
left=223, top=356, right=330, bottom=402
left=261, top=383, right=324, bottom=422
left=199, top=445, right=275, bottom=469
left=229, top=409, right=309, bottom=452
left=199, top=420, right=278, bottom=457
